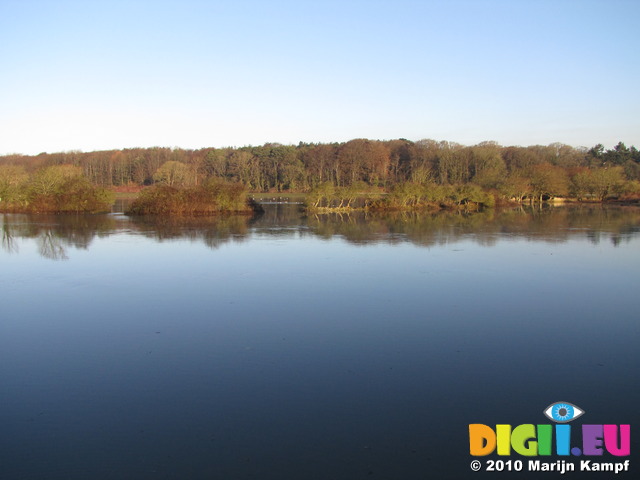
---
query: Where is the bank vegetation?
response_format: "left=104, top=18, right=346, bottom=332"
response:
left=0, top=165, right=114, bottom=213
left=126, top=179, right=256, bottom=215
left=2, top=139, right=639, bottom=214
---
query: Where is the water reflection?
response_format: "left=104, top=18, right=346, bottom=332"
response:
left=2, top=204, right=639, bottom=480
left=127, top=214, right=252, bottom=249
left=1, top=214, right=120, bottom=259
left=305, top=205, right=640, bottom=247
left=2, top=205, right=640, bottom=259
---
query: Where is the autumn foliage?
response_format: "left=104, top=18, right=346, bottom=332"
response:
left=0, top=165, right=113, bottom=213
left=126, top=179, right=254, bottom=215
left=2, top=139, right=640, bottom=214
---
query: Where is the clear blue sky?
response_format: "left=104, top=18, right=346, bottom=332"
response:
left=1, top=0, right=638, bottom=155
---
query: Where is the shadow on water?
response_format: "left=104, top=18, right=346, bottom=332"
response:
left=2, top=205, right=640, bottom=259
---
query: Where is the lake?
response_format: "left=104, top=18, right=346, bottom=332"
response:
left=1, top=204, right=639, bottom=479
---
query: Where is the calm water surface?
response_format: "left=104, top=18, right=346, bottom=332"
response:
left=1, top=205, right=639, bottom=479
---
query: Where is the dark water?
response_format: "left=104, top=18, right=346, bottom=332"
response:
left=1, top=205, right=639, bottom=479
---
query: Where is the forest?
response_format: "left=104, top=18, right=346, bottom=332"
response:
left=1, top=139, right=639, bottom=213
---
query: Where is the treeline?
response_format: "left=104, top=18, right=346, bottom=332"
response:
left=2, top=139, right=640, bottom=202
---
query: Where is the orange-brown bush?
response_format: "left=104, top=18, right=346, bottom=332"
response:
left=126, top=180, right=254, bottom=215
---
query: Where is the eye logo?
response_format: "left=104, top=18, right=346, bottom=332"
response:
left=543, top=401, right=585, bottom=423
left=470, top=401, right=630, bottom=458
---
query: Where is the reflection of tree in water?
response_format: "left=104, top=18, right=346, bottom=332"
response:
left=2, top=212, right=255, bottom=257
left=2, top=215, right=19, bottom=253
left=127, top=214, right=252, bottom=249
left=520, top=205, right=640, bottom=246
left=306, top=209, right=499, bottom=247
left=1, top=214, right=120, bottom=259
left=37, top=229, right=68, bottom=260
left=2, top=206, right=640, bottom=257
left=252, top=203, right=305, bottom=228
left=305, top=205, right=640, bottom=248
left=52, top=214, right=117, bottom=249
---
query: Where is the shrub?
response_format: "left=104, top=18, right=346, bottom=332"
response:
left=127, top=181, right=252, bottom=215
left=53, top=177, right=115, bottom=213
left=1, top=165, right=114, bottom=213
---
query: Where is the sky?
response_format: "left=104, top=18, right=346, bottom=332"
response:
left=1, top=0, right=639, bottom=155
